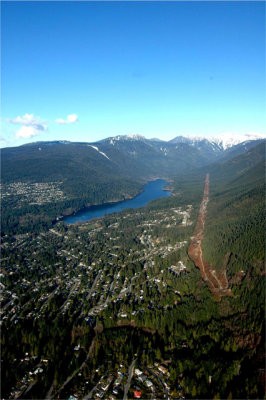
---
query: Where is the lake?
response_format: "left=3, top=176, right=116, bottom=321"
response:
left=63, top=179, right=171, bottom=224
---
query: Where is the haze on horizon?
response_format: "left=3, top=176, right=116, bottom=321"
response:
left=1, top=1, right=265, bottom=148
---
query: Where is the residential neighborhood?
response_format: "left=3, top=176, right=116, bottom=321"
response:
left=1, top=203, right=194, bottom=399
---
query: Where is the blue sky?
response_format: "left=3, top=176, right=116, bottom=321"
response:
left=1, top=1, right=265, bottom=147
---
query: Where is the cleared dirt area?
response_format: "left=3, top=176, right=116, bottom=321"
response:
left=188, top=174, right=231, bottom=298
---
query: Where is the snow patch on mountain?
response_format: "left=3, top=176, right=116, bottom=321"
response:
left=160, top=147, right=168, bottom=156
left=119, top=134, right=145, bottom=141
left=88, top=145, right=110, bottom=160
left=107, top=134, right=146, bottom=145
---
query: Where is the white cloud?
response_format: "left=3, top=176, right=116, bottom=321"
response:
left=67, top=114, right=78, bottom=123
left=7, top=113, right=47, bottom=129
left=55, top=114, right=78, bottom=124
left=15, top=126, right=41, bottom=139
left=7, top=113, right=47, bottom=140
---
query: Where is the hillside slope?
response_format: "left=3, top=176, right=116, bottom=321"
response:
left=202, top=141, right=265, bottom=273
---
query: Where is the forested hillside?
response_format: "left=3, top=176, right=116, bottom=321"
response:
left=202, top=141, right=265, bottom=271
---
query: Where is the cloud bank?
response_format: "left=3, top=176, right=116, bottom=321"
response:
left=55, top=114, right=78, bottom=124
left=7, top=113, right=47, bottom=139
left=6, top=112, right=79, bottom=140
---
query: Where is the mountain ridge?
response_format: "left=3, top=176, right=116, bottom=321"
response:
left=2, top=136, right=264, bottom=186
left=5, top=132, right=264, bottom=150
left=169, top=133, right=265, bottom=149
left=1, top=135, right=265, bottom=236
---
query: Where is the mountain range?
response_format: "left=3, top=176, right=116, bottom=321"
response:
left=1, top=133, right=265, bottom=235
left=2, top=134, right=264, bottom=184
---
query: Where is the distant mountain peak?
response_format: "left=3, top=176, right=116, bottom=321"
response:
left=102, top=134, right=146, bottom=145
left=169, top=133, right=265, bottom=150
left=210, top=133, right=265, bottom=150
left=115, top=134, right=145, bottom=141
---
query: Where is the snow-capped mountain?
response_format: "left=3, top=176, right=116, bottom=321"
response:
left=169, top=133, right=265, bottom=150
left=3, top=134, right=264, bottom=202
left=210, top=133, right=265, bottom=150
left=94, top=133, right=265, bottom=170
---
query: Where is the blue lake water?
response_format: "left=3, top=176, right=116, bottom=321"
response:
left=63, top=179, right=171, bottom=224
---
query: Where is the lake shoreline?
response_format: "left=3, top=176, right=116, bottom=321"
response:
left=60, top=179, right=171, bottom=225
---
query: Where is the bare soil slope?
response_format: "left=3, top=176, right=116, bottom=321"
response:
left=188, top=174, right=231, bottom=298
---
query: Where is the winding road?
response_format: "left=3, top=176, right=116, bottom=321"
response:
left=123, top=358, right=136, bottom=400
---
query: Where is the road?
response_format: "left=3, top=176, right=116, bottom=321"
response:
left=78, top=272, right=100, bottom=318
left=104, top=274, right=118, bottom=306
left=45, top=382, right=54, bottom=399
left=54, top=338, right=97, bottom=399
left=19, top=362, right=42, bottom=398
left=123, top=358, right=136, bottom=400
left=146, top=366, right=169, bottom=399
left=39, top=287, right=58, bottom=312
left=82, top=376, right=104, bottom=400
left=86, top=273, right=100, bottom=302
left=58, top=281, right=79, bottom=314
left=129, top=275, right=139, bottom=293
left=22, top=380, right=36, bottom=396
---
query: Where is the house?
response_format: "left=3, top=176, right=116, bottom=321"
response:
left=101, top=382, right=110, bottom=391
left=158, top=365, right=167, bottom=375
left=134, top=390, right=142, bottom=399
left=138, top=373, right=147, bottom=383
left=134, top=368, right=143, bottom=376
left=145, top=380, right=153, bottom=388
left=34, top=367, right=43, bottom=374
left=113, top=385, right=123, bottom=396
left=114, top=376, right=122, bottom=386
